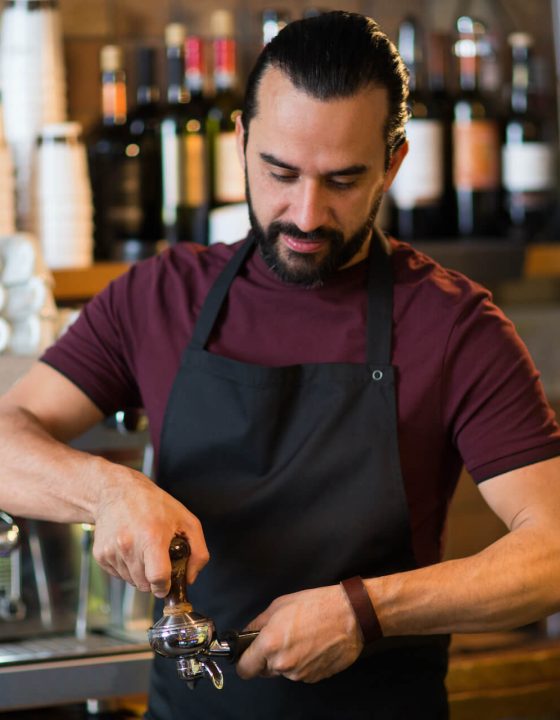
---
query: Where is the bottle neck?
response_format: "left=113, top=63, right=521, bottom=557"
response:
left=511, top=47, right=530, bottom=114
left=166, top=51, right=188, bottom=104
left=137, top=85, right=160, bottom=106
left=185, top=36, right=205, bottom=97
left=458, top=52, right=479, bottom=92
left=213, top=37, right=237, bottom=91
left=101, top=69, right=127, bottom=125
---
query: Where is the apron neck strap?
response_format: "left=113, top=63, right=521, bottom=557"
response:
left=189, top=228, right=394, bottom=366
left=189, top=234, right=256, bottom=351
left=366, top=228, right=393, bottom=368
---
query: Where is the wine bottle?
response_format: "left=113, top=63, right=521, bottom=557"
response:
left=452, top=16, right=502, bottom=238
left=262, top=9, right=290, bottom=46
left=389, top=17, right=447, bottom=240
left=88, top=45, right=146, bottom=261
left=502, top=33, right=556, bottom=242
left=160, top=24, right=210, bottom=245
left=125, top=46, right=164, bottom=259
left=207, top=10, right=245, bottom=208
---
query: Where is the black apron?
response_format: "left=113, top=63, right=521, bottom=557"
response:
left=147, top=230, right=449, bottom=720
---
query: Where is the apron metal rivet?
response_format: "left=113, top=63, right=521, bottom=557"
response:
left=372, top=370, right=383, bottom=381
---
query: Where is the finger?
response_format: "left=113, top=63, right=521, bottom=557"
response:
left=183, top=521, right=210, bottom=584
left=143, top=541, right=172, bottom=598
left=236, top=635, right=269, bottom=680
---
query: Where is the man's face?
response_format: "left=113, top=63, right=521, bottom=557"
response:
left=236, top=68, right=406, bottom=287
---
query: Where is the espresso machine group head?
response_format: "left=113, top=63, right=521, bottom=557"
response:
left=148, top=536, right=258, bottom=690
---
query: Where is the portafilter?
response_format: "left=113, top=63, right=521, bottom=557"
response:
left=148, top=536, right=258, bottom=689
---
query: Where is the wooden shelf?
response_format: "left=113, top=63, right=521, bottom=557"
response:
left=524, top=243, right=560, bottom=278
left=51, top=262, right=130, bottom=302
left=49, top=243, right=560, bottom=303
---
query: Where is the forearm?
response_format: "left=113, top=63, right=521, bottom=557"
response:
left=367, top=525, right=560, bottom=636
left=0, top=404, right=123, bottom=524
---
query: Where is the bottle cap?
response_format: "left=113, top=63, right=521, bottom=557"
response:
left=100, top=45, right=123, bottom=73
left=210, top=9, right=235, bottom=38
left=508, top=32, right=534, bottom=49
left=165, top=22, right=187, bottom=48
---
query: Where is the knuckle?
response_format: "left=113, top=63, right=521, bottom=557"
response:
left=273, top=653, right=296, bottom=676
left=259, top=635, right=281, bottom=657
left=115, top=533, right=134, bottom=556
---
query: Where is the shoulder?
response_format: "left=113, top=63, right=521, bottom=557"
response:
left=388, top=237, right=503, bottom=343
left=389, top=237, right=491, bottom=307
left=113, top=240, right=241, bottom=299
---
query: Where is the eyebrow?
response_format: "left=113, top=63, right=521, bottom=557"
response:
left=259, top=152, right=368, bottom=178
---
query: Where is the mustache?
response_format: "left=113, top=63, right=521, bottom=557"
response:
left=268, top=221, right=344, bottom=245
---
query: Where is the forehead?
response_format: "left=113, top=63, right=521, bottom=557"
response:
left=249, top=67, right=389, bottom=165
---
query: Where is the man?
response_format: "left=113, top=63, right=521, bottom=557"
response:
left=0, top=11, right=559, bottom=719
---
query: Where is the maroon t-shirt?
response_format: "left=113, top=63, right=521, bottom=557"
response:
left=42, top=237, right=560, bottom=566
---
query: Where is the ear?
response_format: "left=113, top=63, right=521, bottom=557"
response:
left=383, top=140, right=409, bottom=192
left=235, top=113, right=246, bottom=171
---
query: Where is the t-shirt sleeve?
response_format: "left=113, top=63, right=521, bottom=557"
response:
left=442, top=288, right=560, bottom=483
left=40, top=269, right=143, bottom=416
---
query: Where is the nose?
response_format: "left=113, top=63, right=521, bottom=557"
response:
left=292, top=179, right=330, bottom=233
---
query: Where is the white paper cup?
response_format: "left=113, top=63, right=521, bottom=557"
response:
left=0, top=233, right=39, bottom=286
left=2, top=276, right=49, bottom=321
left=8, top=314, right=56, bottom=356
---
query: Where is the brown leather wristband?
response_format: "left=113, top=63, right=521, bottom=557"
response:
left=340, top=576, right=383, bottom=646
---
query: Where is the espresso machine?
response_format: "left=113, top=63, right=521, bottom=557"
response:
left=0, top=412, right=155, bottom=712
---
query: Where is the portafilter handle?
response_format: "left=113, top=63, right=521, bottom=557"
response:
left=164, top=535, right=192, bottom=615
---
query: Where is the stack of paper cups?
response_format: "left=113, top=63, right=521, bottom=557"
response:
left=0, top=233, right=57, bottom=355
left=0, top=0, right=67, bottom=231
left=37, top=122, right=93, bottom=268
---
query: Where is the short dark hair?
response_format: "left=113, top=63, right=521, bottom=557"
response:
left=242, top=11, right=410, bottom=168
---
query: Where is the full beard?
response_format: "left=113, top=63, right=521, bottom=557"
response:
left=246, top=185, right=382, bottom=288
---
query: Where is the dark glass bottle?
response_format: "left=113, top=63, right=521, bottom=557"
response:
left=160, top=23, right=210, bottom=245
left=88, top=45, right=145, bottom=260
left=124, top=46, right=164, bottom=260
left=502, top=33, right=556, bottom=242
left=452, top=16, right=502, bottom=238
left=389, top=17, right=447, bottom=240
left=206, top=10, right=245, bottom=209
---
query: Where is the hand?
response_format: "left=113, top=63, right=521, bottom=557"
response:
left=91, top=462, right=209, bottom=597
left=236, top=585, right=363, bottom=683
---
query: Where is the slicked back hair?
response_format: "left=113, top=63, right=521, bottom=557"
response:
left=242, top=11, right=410, bottom=169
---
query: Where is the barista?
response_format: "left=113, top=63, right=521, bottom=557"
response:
left=0, top=11, right=560, bottom=720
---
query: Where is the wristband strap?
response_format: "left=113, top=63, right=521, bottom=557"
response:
left=340, top=576, right=383, bottom=646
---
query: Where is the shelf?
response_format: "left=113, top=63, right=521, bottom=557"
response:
left=524, top=243, right=560, bottom=278
left=49, top=243, right=560, bottom=304
left=51, top=262, right=130, bottom=303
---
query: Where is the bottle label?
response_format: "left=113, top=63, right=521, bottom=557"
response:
left=389, top=119, right=444, bottom=209
left=162, top=119, right=208, bottom=220
left=502, top=142, right=556, bottom=192
left=453, top=120, right=500, bottom=191
left=214, top=131, right=245, bottom=203
left=102, top=81, right=127, bottom=124
left=182, top=134, right=207, bottom=207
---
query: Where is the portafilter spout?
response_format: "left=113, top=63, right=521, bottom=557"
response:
left=148, top=536, right=258, bottom=690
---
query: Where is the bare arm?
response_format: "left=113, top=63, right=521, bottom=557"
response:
left=0, top=362, right=209, bottom=593
left=237, top=456, right=560, bottom=682
left=368, top=455, right=560, bottom=635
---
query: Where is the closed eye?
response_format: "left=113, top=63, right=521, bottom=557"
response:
left=270, top=171, right=299, bottom=183
left=327, top=176, right=358, bottom=190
